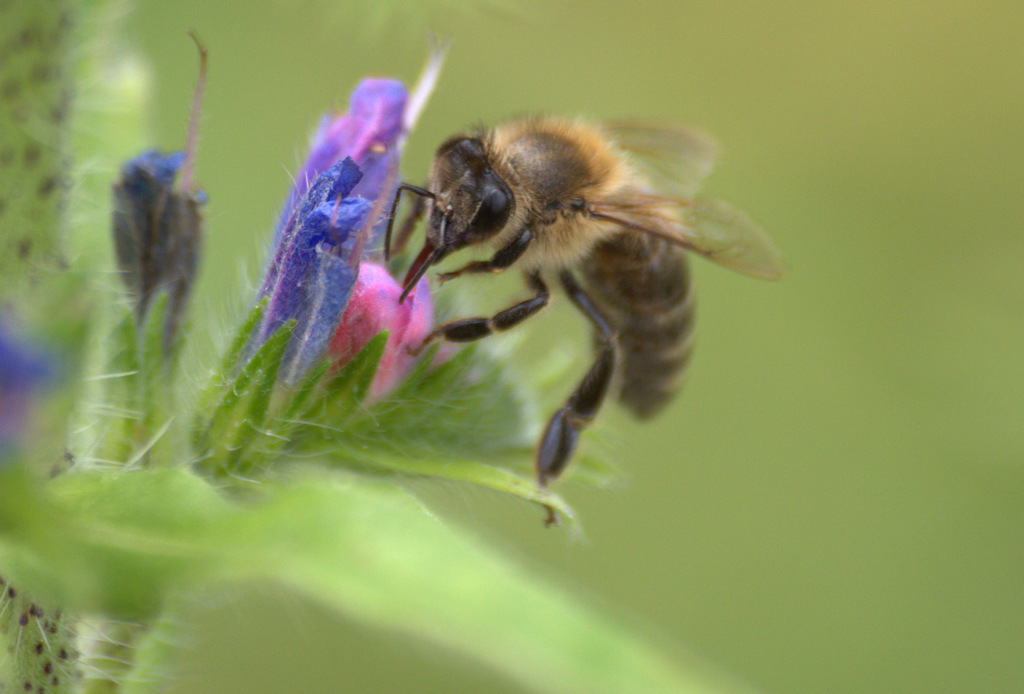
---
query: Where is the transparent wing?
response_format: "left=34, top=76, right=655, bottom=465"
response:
left=685, top=197, right=787, bottom=279
left=589, top=193, right=787, bottom=280
left=604, top=121, right=719, bottom=200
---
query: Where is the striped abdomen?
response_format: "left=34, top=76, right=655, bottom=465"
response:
left=581, top=231, right=695, bottom=419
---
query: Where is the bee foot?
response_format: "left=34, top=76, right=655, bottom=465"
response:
left=407, top=333, right=436, bottom=357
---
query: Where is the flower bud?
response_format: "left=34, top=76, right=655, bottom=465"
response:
left=328, top=263, right=432, bottom=400
left=111, top=149, right=204, bottom=353
left=111, top=36, right=208, bottom=354
left=252, top=50, right=446, bottom=386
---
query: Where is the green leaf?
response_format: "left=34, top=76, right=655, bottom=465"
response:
left=327, top=445, right=576, bottom=524
left=320, top=329, right=388, bottom=419
left=304, top=342, right=584, bottom=518
left=194, top=298, right=266, bottom=424
left=193, top=319, right=295, bottom=471
left=239, top=478, right=730, bottom=694
left=193, top=321, right=612, bottom=517
left=138, top=292, right=178, bottom=466
left=0, top=467, right=231, bottom=617
left=279, top=358, right=330, bottom=423
left=228, top=325, right=291, bottom=472
left=362, top=345, right=531, bottom=458
left=0, top=467, right=738, bottom=694
left=251, top=334, right=613, bottom=521
left=89, top=306, right=143, bottom=466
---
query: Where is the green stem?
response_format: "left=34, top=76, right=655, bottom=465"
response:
left=0, top=0, right=73, bottom=293
left=0, top=3, right=79, bottom=690
left=0, top=579, right=77, bottom=694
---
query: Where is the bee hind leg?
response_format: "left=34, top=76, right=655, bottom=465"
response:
left=536, top=271, right=616, bottom=524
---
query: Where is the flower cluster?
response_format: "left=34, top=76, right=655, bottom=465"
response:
left=253, top=59, right=442, bottom=389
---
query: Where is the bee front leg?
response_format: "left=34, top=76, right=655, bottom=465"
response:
left=536, top=271, right=616, bottom=524
left=437, top=228, right=534, bottom=284
left=410, top=270, right=548, bottom=356
left=384, top=183, right=433, bottom=261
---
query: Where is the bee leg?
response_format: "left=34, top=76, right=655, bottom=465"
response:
left=410, top=270, right=547, bottom=356
left=384, top=183, right=433, bottom=261
left=536, top=271, right=616, bottom=516
left=389, top=190, right=429, bottom=258
left=437, top=228, right=534, bottom=284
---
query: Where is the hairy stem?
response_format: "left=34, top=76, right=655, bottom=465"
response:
left=0, top=579, right=77, bottom=694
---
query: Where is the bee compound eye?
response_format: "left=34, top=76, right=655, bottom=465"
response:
left=472, top=185, right=511, bottom=235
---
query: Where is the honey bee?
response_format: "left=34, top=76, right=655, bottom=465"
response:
left=385, top=116, right=784, bottom=514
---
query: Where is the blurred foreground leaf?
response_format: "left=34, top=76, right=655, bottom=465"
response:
left=0, top=466, right=734, bottom=693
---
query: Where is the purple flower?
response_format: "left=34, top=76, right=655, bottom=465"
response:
left=256, top=158, right=371, bottom=384
left=252, top=50, right=447, bottom=387
left=0, top=320, right=51, bottom=457
left=254, top=77, right=411, bottom=385
left=271, top=79, right=408, bottom=251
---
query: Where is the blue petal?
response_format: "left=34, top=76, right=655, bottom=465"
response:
left=303, top=198, right=371, bottom=248
left=0, top=320, right=52, bottom=456
left=255, top=159, right=372, bottom=381
left=259, top=159, right=364, bottom=332
left=279, top=246, right=359, bottom=385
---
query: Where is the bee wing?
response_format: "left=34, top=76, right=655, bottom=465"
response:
left=590, top=194, right=787, bottom=280
left=604, top=121, right=719, bottom=199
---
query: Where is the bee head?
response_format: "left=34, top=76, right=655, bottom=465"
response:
left=429, top=136, right=513, bottom=249
left=401, top=137, right=514, bottom=301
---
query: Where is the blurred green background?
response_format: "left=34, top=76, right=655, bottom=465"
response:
left=127, top=1, right=1023, bottom=692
